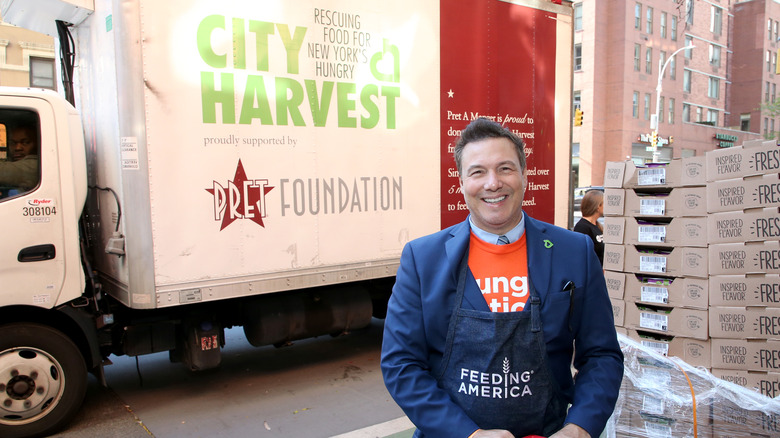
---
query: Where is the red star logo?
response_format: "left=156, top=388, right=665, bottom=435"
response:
left=206, top=159, right=274, bottom=231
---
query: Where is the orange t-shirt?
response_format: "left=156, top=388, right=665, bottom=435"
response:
left=468, top=232, right=529, bottom=312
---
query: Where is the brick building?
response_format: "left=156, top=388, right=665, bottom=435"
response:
left=572, top=0, right=766, bottom=189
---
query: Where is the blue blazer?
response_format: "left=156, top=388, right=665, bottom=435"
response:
left=381, top=214, right=624, bottom=438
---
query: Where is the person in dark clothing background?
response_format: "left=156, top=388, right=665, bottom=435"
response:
left=573, top=189, right=604, bottom=266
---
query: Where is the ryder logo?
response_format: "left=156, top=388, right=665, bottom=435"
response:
left=206, top=160, right=274, bottom=230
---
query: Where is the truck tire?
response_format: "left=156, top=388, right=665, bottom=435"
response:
left=0, top=323, right=87, bottom=438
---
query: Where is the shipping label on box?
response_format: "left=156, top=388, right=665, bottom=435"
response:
left=712, top=368, right=780, bottom=398
left=625, top=274, right=708, bottom=309
left=706, top=140, right=780, bottom=182
left=709, top=307, right=780, bottom=339
left=707, top=173, right=780, bottom=213
left=604, top=270, right=626, bottom=300
left=709, top=241, right=780, bottom=275
left=624, top=303, right=709, bottom=340
left=708, top=207, right=780, bottom=244
left=605, top=244, right=708, bottom=278
left=709, top=275, right=780, bottom=307
left=627, top=329, right=711, bottom=368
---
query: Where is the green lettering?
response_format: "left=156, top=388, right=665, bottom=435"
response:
left=360, top=84, right=379, bottom=129
left=233, top=18, right=245, bottom=69
left=382, top=86, right=400, bottom=129
left=337, top=82, right=357, bottom=128
left=239, top=75, right=273, bottom=125
left=197, top=15, right=227, bottom=69
left=370, top=39, right=400, bottom=83
left=275, top=77, right=305, bottom=126
left=305, top=79, right=334, bottom=127
left=276, top=24, right=307, bottom=74
left=248, top=20, right=274, bottom=72
left=201, top=71, right=235, bottom=124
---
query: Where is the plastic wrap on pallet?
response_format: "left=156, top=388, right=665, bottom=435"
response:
left=603, top=334, right=780, bottom=437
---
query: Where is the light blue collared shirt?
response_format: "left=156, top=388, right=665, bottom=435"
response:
left=467, top=214, right=526, bottom=245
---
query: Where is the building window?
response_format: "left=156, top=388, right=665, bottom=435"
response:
left=775, top=21, right=779, bottom=42
left=29, top=57, right=56, bottom=90
left=708, top=109, right=718, bottom=125
left=769, top=19, right=773, bottom=41
left=659, top=96, right=665, bottom=124
left=668, top=98, right=675, bottom=124
left=671, top=16, right=678, bottom=41
left=574, top=44, right=582, bottom=71
left=709, top=45, right=721, bottom=68
left=711, top=6, right=722, bottom=36
left=646, top=7, right=653, bottom=34
left=635, top=3, right=642, bottom=30
left=771, top=119, right=775, bottom=137
left=768, top=51, right=772, bottom=73
left=644, top=94, right=651, bottom=120
left=683, top=70, right=691, bottom=93
left=646, top=48, right=653, bottom=74
left=773, top=83, right=777, bottom=102
left=765, top=118, right=769, bottom=137
left=670, top=56, right=676, bottom=80
left=740, top=113, right=750, bottom=131
left=686, top=0, right=694, bottom=25
left=660, top=51, right=667, bottom=77
left=685, top=37, right=694, bottom=59
left=767, top=81, right=771, bottom=102
left=774, top=52, right=778, bottom=75
left=574, top=3, right=583, bottom=31
left=683, top=103, right=690, bottom=122
left=634, top=44, right=641, bottom=71
left=633, top=91, right=639, bottom=118
left=661, top=12, right=667, bottom=38
left=708, top=77, right=719, bottom=99
left=573, top=90, right=581, bottom=110
left=696, top=106, right=702, bottom=123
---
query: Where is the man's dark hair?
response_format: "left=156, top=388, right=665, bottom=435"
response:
left=453, top=118, right=526, bottom=175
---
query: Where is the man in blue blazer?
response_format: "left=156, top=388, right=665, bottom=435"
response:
left=381, top=118, right=623, bottom=438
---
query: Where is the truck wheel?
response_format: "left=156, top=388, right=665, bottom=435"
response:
left=0, top=323, right=87, bottom=438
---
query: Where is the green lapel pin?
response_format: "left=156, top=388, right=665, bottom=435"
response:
left=544, top=239, right=553, bottom=249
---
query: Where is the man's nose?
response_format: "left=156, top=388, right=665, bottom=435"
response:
left=484, top=171, right=501, bottom=190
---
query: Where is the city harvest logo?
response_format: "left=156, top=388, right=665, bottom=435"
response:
left=206, top=160, right=274, bottom=230
left=458, top=358, right=534, bottom=399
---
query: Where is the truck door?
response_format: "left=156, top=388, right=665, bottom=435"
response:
left=0, top=98, right=66, bottom=308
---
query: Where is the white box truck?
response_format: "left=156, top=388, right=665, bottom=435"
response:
left=0, top=0, right=573, bottom=436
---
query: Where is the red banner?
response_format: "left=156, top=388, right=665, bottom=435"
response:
left=440, top=0, right=558, bottom=228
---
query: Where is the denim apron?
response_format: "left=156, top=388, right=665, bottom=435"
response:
left=418, top=250, right=567, bottom=437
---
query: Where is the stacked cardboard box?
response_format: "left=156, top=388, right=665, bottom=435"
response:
left=606, top=335, right=780, bottom=437
left=603, top=158, right=710, bottom=368
left=706, top=140, right=780, bottom=399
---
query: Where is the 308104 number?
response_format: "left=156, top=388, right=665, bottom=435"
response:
left=22, top=206, right=57, bottom=216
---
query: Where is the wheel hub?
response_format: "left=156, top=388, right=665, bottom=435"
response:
left=8, top=375, right=35, bottom=400
left=0, top=347, right=62, bottom=423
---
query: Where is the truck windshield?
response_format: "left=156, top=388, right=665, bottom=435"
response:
left=0, top=110, right=41, bottom=199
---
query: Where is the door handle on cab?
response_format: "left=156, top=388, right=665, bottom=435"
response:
left=18, top=244, right=56, bottom=262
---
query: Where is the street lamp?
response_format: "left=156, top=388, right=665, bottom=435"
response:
left=651, top=44, right=694, bottom=162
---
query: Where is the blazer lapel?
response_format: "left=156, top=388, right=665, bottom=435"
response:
left=445, top=220, right=490, bottom=312
left=525, top=213, right=552, bottom=302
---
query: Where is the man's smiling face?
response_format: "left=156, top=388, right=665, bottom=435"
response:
left=459, top=136, right=527, bottom=235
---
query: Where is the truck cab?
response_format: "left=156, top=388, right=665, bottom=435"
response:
left=0, top=88, right=94, bottom=438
